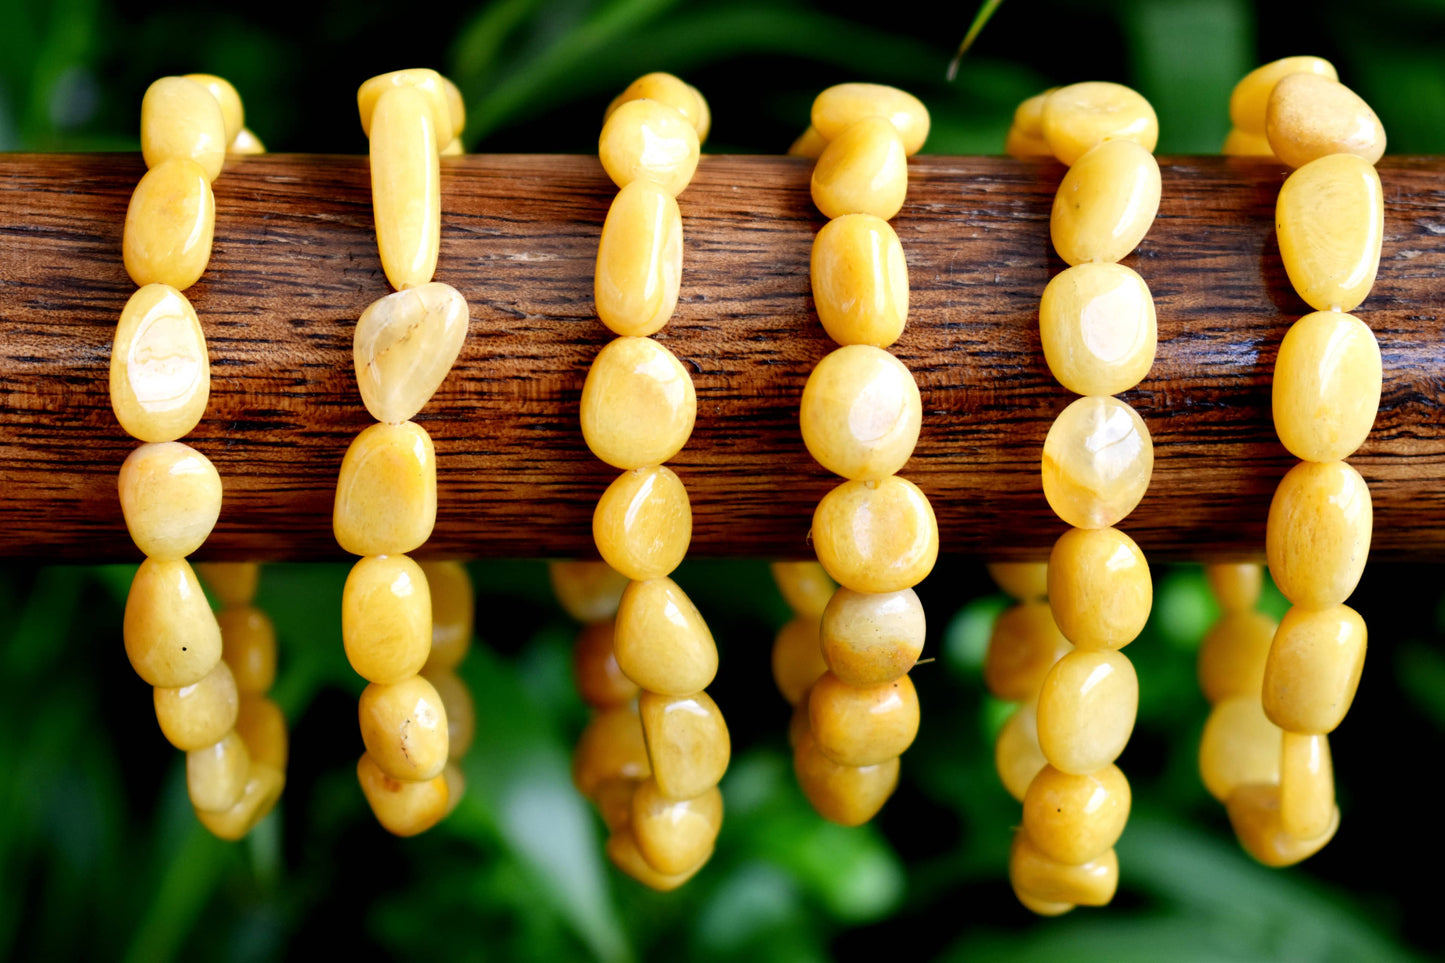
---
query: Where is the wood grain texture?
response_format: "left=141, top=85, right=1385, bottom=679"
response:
left=0, top=153, right=1441, bottom=563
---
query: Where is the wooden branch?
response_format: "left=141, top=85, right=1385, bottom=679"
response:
left=1, top=153, right=1442, bottom=563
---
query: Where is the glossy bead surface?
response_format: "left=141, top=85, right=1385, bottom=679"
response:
left=573, top=620, right=640, bottom=709
left=613, top=577, right=717, bottom=695
left=593, top=466, right=691, bottom=581
left=810, top=214, right=909, bottom=348
left=194, top=762, right=284, bottom=840
left=599, top=98, right=699, bottom=196
left=1222, top=127, right=1274, bottom=156
left=1261, top=603, right=1367, bottom=734
left=197, top=562, right=259, bottom=607
left=124, top=558, right=222, bottom=687
left=592, top=777, right=639, bottom=832
left=1199, top=695, right=1281, bottom=802
left=1266, top=73, right=1385, bottom=168
left=342, top=554, right=432, bottom=684
left=594, top=182, right=683, bottom=337
left=606, top=828, right=705, bottom=891
left=357, top=752, right=448, bottom=837
left=771, top=561, right=836, bottom=618
left=187, top=730, right=250, bottom=812
left=235, top=696, right=288, bottom=771
left=369, top=86, right=440, bottom=291
left=573, top=705, right=651, bottom=799
left=333, top=421, right=437, bottom=557
left=1037, top=649, right=1138, bottom=775
left=111, top=285, right=209, bottom=443
left=1050, top=139, right=1160, bottom=266
left=420, top=560, right=473, bottom=673
left=424, top=669, right=475, bottom=759
left=1047, top=526, right=1152, bottom=650
left=182, top=73, right=244, bottom=144
left=118, top=442, right=221, bottom=559
left=996, top=699, right=1048, bottom=802
left=639, top=690, right=730, bottom=800
left=987, top=562, right=1049, bottom=601
left=1042, top=397, right=1153, bottom=531
left=1197, top=610, right=1277, bottom=705
left=358, top=68, right=455, bottom=146
left=218, top=606, right=276, bottom=694
left=811, top=83, right=929, bottom=155
left=821, top=587, right=925, bottom=687
left=1280, top=731, right=1334, bottom=839
left=1276, top=153, right=1383, bottom=312
left=1266, top=460, right=1372, bottom=608
left=154, top=659, right=239, bottom=751
left=359, top=675, right=449, bottom=781
left=1226, top=783, right=1338, bottom=868
left=607, top=73, right=708, bottom=139
left=1040, top=81, right=1158, bottom=166
left=808, top=671, right=919, bottom=767
left=1022, top=764, right=1131, bottom=866
left=1230, top=56, right=1338, bottom=134
left=228, top=128, right=265, bottom=154
left=140, top=77, right=227, bottom=182
left=811, top=117, right=908, bottom=221
left=1009, top=830, right=1118, bottom=907
left=550, top=561, right=629, bottom=623
left=580, top=336, right=696, bottom=470
left=1206, top=562, right=1263, bottom=613
left=801, top=345, right=921, bottom=481
left=771, top=615, right=828, bottom=706
left=123, top=159, right=214, bottom=290
left=793, top=730, right=899, bottom=826
left=631, top=779, right=722, bottom=876
left=789, top=126, right=828, bottom=159
left=1273, top=310, right=1380, bottom=463
left=984, top=600, right=1071, bottom=700
left=1013, top=90, right=1053, bottom=138
left=354, top=283, right=469, bottom=425
left=812, top=476, right=938, bottom=593
left=1039, top=263, right=1156, bottom=396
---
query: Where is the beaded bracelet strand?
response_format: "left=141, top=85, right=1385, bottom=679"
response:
left=337, top=68, right=470, bottom=836
left=418, top=560, right=477, bottom=813
left=1002, top=82, right=1162, bottom=914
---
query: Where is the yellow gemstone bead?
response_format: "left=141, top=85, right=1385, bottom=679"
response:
left=122, top=158, right=215, bottom=290
left=996, top=698, right=1048, bottom=802
left=197, top=562, right=259, bottom=607
left=424, top=668, right=475, bottom=759
left=1197, top=610, right=1277, bottom=705
left=789, top=125, right=828, bottom=159
left=987, top=562, right=1049, bottom=601
left=140, top=76, right=228, bottom=183
left=228, top=128, right=265, bottom=154
left=1037, top=649, right=1138, bottom=775
left=1008, top=830, right=1118, bottom=907
left=811, top=117, right=908, bottom=221
left=1038, top=263, right=1157, bottom=396
left=1273, top=310, right=1381, bottom=463
left=1266, top=73, right=1386, bottom=169
left=770, top=561, right=836, bottom=618
left=573, top=620, right=640, bottom=709
left=771, top=615, right=828, bottom=705
left=1013, top=90, right=1054, bottom=138
left=357, top=68, right=455, bottom=147
left=123, top=557, right=222, bottom=687
left=1198, top=695, right=1282, bottom=802
left=606, top=827, right=706, bottom=891
left=1013, top=887, right=1074, bottom=918
left=594, top=182, right=684, bottom=338
left=342, top=554, right=432, bottom=684
left=354, top=283, right=470, bottom=425
left=357, top=752, right=449, bottom=837
left=613, top=577, right=717, bottom=695
left=1206, top=562, right=1263, bottom=613
left=1022, top=764, right=1131, bottom=866
left=1005, top=126, right=1055, bottom=159
left=358, top=675, right=449, bottom=782
left=593, top=466, right=692, bottom=581
left=1047, top=526, right=1152, bottom=650
left=793, top=730, right=899, bottom=826
left=333, top=421, right=437, bottom=557
left=592, top=777, right=639, bottom=832
left=182, top=73, right=244, bottom=145
left=187, top=730, right=250, bottom=812
left=194, top=762, right=284, bottom=841
left=810, top=214, right=910, bottom=348
left=808, top=670, right=919, bottom=767
left=1222, top=127, right=1275, bottom=157
left=153, top=659, right=239, bottom=751
left=811, top=476, right=938, bottom=593
left=1229, top=56, right=1338, bottom=135
left=607, top=73, right=709, bottom=140
left=442, top=762, right=466, bottom=816
left=440, top=75, right=466, bottom=138
left=1041, top=397, right=1153, bottom=531
left=1050, top=139, right=1161, bottom=266
left=1276, top=153, right=1383, bottom=312
left=441, top=138, right=464, bottom=156
left=1280, top=731, right=1335, bottom=839
left=788, top=692, right=813, bottom=748
left=811, top=83, right=930, bottom=156
left=631, top=778, right=723, bottom=876
left=820, top=587, right=925, bottom=687
left=1261, top=603, right=1367, bottom=734
left=110, top=284, right=209, bottom=443
left=117, top=442, right=221, bottom=560
left=234, top=695, right=288, bottom=771
left=579, top=336, right=696, bottom=470
left=639, top=690, right=730, bottom=800
left=549, top=561, right=629, bottom=623
left=420, top=560, right=474, bottom=673
left=1040, top=81, right=1158, bottom=166
left=218, top=606, right=276, bottom=694
left=983, top=600, right=1072, bottom=700
left=1226, top=782, right=1339, bottom=868
left=1266, top=460, right=1372, bottom=608
left=369, top=86, right=441, bottom=291
left=801, top=345, right=921, bottom=481
left=599, top=99, right=700, bottom=197
left=574, top=705, right=651, bottom=799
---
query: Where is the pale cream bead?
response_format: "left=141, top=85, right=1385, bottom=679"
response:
left=123, top=158, right=215, bottom=290
left=182, top=73, right=244, bottom=145
left=811, top=476, right=938, bottom=594
left=801, top=345, right=921, bottom=481
left=607, top=73, right=709, bottom=140
left=197, top=562, right=259, bottom=607
left=217, top=606, right=276, bottom=694
left=111, top=284, right=209, bottom=443
left=820, top=587, right=925, bottom=687
left=1266, top=73, right=1386, bottom=168
left=333, top=421, right=437, bottom=557
left=342, top=554, right=432, bottom=684
left=811, top=83, right=930, bottom=155
left=354, top=283, right=470, bottom=425
left=424, top=668, right=475, bottom=759
left=599, top=98, right=700, bottom=196
left=235, top=696, right=288, bottom=771
left=808, top=670, right=919, bottom=767
left=194, top=762, right=284, bottom=840
left=154, top=659, right=239, bottom=751
left=440, top=75, right=466, bottom=139
left=187, top=730, right=250, bottom=812
left=1276, top=153, right=1383, bottom=312
left=1022, top=764, right=1130, bottom=866
left=358, top=675, right=449, bottom=782
left=357, top=68, right=455, bottom=146
left=579, top=336, right=696, bottom=470
left=1272, top=310, right=1380, bottom=463
left=613, top=577, right=717, bottom=695
left=639, top=690, right=730, bottom=800
left=140, top=76, right=227, bottom=183
left=369, top=86, right=441, bottom=291
left=1047, top=526, right=1152, bottom=650
left=1226, top=783, right=1338, bottom=868
left=1050, top=139, right=1161, bottom=266
left=593, top=466, right=692, bottom=581
left=1266, top=460, right=1372, bottom=609
left=123, top=557, right=222, bottom=687
left=573, top=704, right=650, bottom=799
left=1205, top=562, right=1263, bottom=613
left=1040, top=81, right=1158, bottom=166
left=1261, top=603, right=1367, bottom=734
left=1229, top=56, right=1338, bottom=135
left=594, top=182, right=684, bottom=337
left=1008, top=830, right=1118, bottom=907
left=118, top=442, right=221, bottom=560
left=1280, top=731, right=1334, bottom=839
left=810, top=214, right=909, bottom=348
left=420, top=560, right=474, bottom=673
left=793, top=730, right=899, bottom=826
left=606, top=827, right=706, bottom=892
left=356, top=752, right=449, bottom=837
left=996, top=698, right=1048, bottom=802
left=811, top=118, right=908, bottom=221
left=1198, top=695, right=1282, bottom=803
left=631, top=778, right=722, bottom=876
left=1038, top=263, right=1157, bottom=396
left=983, top=600, right=1071, bottom=700
left=1041, top=397, right=1153, bottom=531
left=770, top=561, right=836, bottom=618
left=228, top=127, right=265, bottom=154
left=987, top=562, right=1049, bottom=601
left=549, top=561, right=629, bottom=623
left=1197, top=610, right=1277, bottom=705
left=441, top=138, right=464, bottom=156
left=771, top=615, right=828, bottom=705
left=1037, top=649, right=1138, bottom=775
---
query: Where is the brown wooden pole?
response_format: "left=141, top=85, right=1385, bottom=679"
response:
left=0, top=153, right=1441, bottom=563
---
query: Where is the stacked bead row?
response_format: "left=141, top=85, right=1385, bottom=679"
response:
left=1223, top=57, right=1386, bottom=864
left=787, top=84, right=934, bottom=827
left=580, top=73, right=729, bottom=890
left=114, top=74, right=283, bottom=840
left=1004, top=82, right=1163, bottom=914
left=337, top=68, right=470, bottom=836
left=418, top=561, right=478, bottom=815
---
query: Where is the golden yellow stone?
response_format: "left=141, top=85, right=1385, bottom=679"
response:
left=420, top=560, right=474, bottom=673
left=218, top=606, right=276, bottom=694
left=354, top=283, right=470, bottom=425
left=808, top=670, right=919, bottom=767
left=606, top=827, right=706, bottom=891
left=1230, top=56, right=1338, bottom=135
left=187, top=730, right=250, bottom=812
left=441, top=138, right=464, bottom=156
left=440, top=75, right=466, bottom=138
left=793, top=730, right=899, bottom=827
left=1273, top=310, right=1381, bottom=463
left=154, top=659, right=238, bottom=751
left=369, top=86, right=441, bottom=291
left=442, top=762, right=466, bottom=816
left=111, top=284, right=209, bottom=443
left=1050, top=139, right=1161, bottom=266
left=1266, top=460, right=1372, bottom=608
left=1261, top=603, right=1367, bottom=734
left=580, top=336, right=696, bottom=470
left=1039, top=262, right=1157, bottom=396
left=984, top=600, right=1072, bottom=700
left=1041, top=397, right=1153, bottom=531
left=1222, top=127, right=1275, bottom=157
left=789, top=125, right=828, bottom=159
left=788, top=691, right=813, bottom=748
left=996, top=698, right=1048, bottom=802
left=140, top=76, right=227, bottom=183
left=424, top=668, right=475, bottom=759
left=1266, top=73, right=1386, bottom=169
left=1005, top=126, right=1055, bottom=159
left=811, top=83, right=930, bottom=155
left=810, top=214, right=910, bottom=348
left=228, top=127, right=265, bottom=154
left=607, top=73, right=709, bottom=140
left=1047, top=526, right=1152, bottom=650
left=811, top=117, right=908, bottom=220
left=1226, top=782, right=1339, bottom=868
left=1037, top=649, right=1138, bottom=775
left=801, top=346, right=921, bottom=481
left=631, top=778, right=722, bottom=876
left=1280, top=731, right=1334, bottom=839
left=182, top=73, right=244, bottom=145
left=117, top=442, right=221, bottom=560
left=1199, top=695, right=1282, bottom=803
left=821, top=587, right=925, bottom=687
left=573, top=620, right=640, bottom=709
left=123, top=557, right=222, bottom=687
left=811, top=476, right=938, bottom=593
left=357, top=752, right=449, bottom=837
left=1008, top=830, right=1118, bottom=907
left=123, top=159, right=215, bottom=290
left=197, top=562, right=259, bottom=607
left=1013, top=887, right=1075, bottom=918
left=771, top=615, right=828, bottom=706
left=234, top=695, right=288, bottom=771
left=1205, top=562, right=1263, bottom=613
left=1013, top=90, right=1055, bottom=138
left=550, top=561, right=629, bottom=623
left=639, top=689, right=730, bottom=800
left=592, top=777, right=639, bottom=832
left=1022, top=764, right=1131, bottom=866
left=613, top=577, right=717, bottom=695
left=594, top=182, right=684, bottom=338
left=342, top=554, right=432, bottom=684
left=1276, top=153, right=1383, bottom=312
left=357, top=68, right=455, bottom=146
left=359, top=675, right=449, bottom=782
left=194, top=762, right=284, bottom=841
left=333, top=421, right=437, bottom=557
left=771, top=561, right=836, bottom=618
left=1197, top=610, right=1277, bottom=705
left=594, top=466, right=692, bottom=581
left=1040, top=81, right=1158, bottom=166
left=599, top=98, right=700, bottom=196
left=573, top=704, right=651, bottom=799
left=987, top=562, right=1050, bottom=601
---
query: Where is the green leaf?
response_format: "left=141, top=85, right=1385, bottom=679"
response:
left=948, top=0, right=1007, bottom=81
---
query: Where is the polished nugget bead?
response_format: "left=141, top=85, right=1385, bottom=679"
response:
left=354, top=283, right=469, bottom=425
left=1041, top=397, right=1153, bottom=531
left=821, top=587, right=925, bottom=687
left=811, top=118, right=908, bottom=221
left=1199, top=695, right=1281, bottom=802
left=639, top=690, right=730, bottom=800
left=1008, top=830, right=1118, bottom=907
left=1038, top=263, right=1157, bottom=396
left=1040, top=81, right=1158, bottom=166
left=342, top=554, right=432, bottom=684
left=613, top=577, right=717, bottom=695
left=810, top=214, right=909, bottom=348
left=631, top=778, right=722, bottom=876
left=123, top=159, right=215, bottom=290
left=1022, top=764, right=1131, bottom=866
left=357, top=752, right=449, bottom=837
left=801, top=346, right=921, bottom=481
left=111, top=284, right=209, bottom=443
left=996, top=699, right=1048, bottom=802
left=811, top=83, right=929, bottom=156
left=1266, top=460, right=1372, bottom=609
left=424, top=668, right=475, bottom=759
left=580, top=336, right=696, bottom=469
left=574, top=704, right=651, bottom=799
left=1276, top=153, right=1383, bottom=312
left=154, top=659, right=238, bottom=751
left=1280, top=731, right=1334, bottom=839
left=1266, top=73, right=1385, bottom=168
left=218, top=606, right=275, bottom=694
left=370, top=86, right=440, bottom=291
left=1197, top=610, right=1277, bottom=705
left=594, top=466, right=692, bottom=581
left=772, top=615, right=828, bottom=705
left=140, top=77, right=228, bottom=183
left=984, top=600, right=1072, bottom=700
left=771, top=561, right=836, bottom=618
left=357, top=68, right=455, bottom=146
left=573, top=620, right=640, bottom=709
left=420, top=560, right=474, bottom=673
left=812, top=476, right=938, bottom=593
left=182, top=73, right=244, bottom=144
left=1206, top=562, right=1263, bottom=613
left=359, top=675, right=449, bottom=782
left=442, top=762, right=466, bottom=816
left=987, top=562, right=1049, bottom=601
left=1050, top=139, right=1161, bottom=266
left=1013, top=886, right=1074, bottom=918
left=1273, top=311, right=1381, bottom=463
left=124, top=558, right=222, bottom=687
left=234, top=695, right=288, bottom=771
left=1037, top=649, right=1138, bottom=775
left=1226, top=782, right=1338, bottom=868
left=607, top=827, right=706, bottom=891
left=229, top=127, right=265, bottom=154
left=599, top=99, right=700, bottom=197
left=789, top=126, right=829, bottom=159
left=607, top=73, right=709, bottom=140
left=118, top=442, right=221, bottom=559
left=592, top=777, right=639, bottom=832
left=1222, top=127, right=1275, bottom=157
left=439, top=75, right=465, bottom=138
left=594, top=182, right=683, bottom=337
left=187, top=730, right=250, bottom=812
left=1005, top=126, right=1055, bottom=159
left=793, top=730, right=899, bottom=826
left=1047, top=526, right=1152, bottom=650
left=1261, top=603, right=1367, bottom=734
left=550, top=561, right=629, bottom=623
left=194, top=762, right=284, bottom=840
left=1230, top=56, right=1337, bottom=134
left=333, top=421, right=437, bottom=556
left=1013, top=90, right=1054, bottom=138
left=197, top=562, right=259, bottom=607
left=808, top=670, right=919, bottom=767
